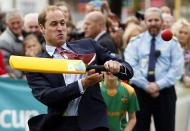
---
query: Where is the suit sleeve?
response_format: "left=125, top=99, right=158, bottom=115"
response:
left=26, top=72, right=82, bottom=108
left=90, top=39, right=134, bottom=80
left=97, top=36, right=117, bottom=53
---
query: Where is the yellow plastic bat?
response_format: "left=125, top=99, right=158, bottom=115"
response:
left=9, top=55, right=87, bottom=74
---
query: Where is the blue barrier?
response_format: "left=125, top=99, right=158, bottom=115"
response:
left=0, top=77, right=46, bottom=131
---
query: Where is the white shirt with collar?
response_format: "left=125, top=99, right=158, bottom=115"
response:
left=46, top=43, right=85, bottom=116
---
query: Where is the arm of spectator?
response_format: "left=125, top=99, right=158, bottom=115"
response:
left=124, top=112, right=136, bottom=131
left=124, top=39, right=148, bottom=89
left=156, top=41, right=184, bottom=89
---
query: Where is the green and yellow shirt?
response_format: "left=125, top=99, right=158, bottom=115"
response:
left=100, top=80, right=139, bottom=131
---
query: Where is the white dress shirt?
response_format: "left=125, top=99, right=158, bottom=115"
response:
left=46, top=43, right=85, bottom=116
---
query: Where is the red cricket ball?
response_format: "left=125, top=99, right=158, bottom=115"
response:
left=161, top=29, right=173, bottom=41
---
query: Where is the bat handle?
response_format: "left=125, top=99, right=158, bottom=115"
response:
left=86, top=65, right=124, bottom=73
left=86, top=65, right=106, bottom=73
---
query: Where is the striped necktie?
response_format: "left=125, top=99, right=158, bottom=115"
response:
left=147, top=37, right=156, bottom=82
left=56, top=47, right=96, bottom=65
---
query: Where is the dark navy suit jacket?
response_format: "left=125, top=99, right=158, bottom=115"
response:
left=97, top=32, right=117, bottom=54
left=26, top=38, right=133, bottom=131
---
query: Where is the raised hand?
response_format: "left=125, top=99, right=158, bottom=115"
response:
left=81, top=69, right=104, bottom=89
left=104, top=60, right=122, bottom=74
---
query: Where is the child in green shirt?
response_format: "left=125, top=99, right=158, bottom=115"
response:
left=100, top=72, right=139, bottom=131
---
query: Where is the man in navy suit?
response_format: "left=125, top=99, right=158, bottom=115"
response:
left=84, top=11, right=117, bottom=54
left=26, top=6, right=133, bottom=131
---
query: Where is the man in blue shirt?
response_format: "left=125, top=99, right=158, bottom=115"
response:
left=124, top=7, right=184, bottom=131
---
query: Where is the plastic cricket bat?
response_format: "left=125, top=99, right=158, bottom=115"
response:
left=9, top=55, right=106, bottom=74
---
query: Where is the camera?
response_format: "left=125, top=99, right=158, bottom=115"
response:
left=135, top=11, right=144, bottom=21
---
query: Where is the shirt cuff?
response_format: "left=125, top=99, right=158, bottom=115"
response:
left=156, top=80, right=167, bottom=90
left=78, top=79, right=85, bottom=94
left=120, top=64, right=127, bottom=74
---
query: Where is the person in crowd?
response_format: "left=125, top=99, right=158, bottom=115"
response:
left=85, top=0, right=111, bottom=17
left=160, top=5, right=172, bottom=15
left=172, top=18, right=190, bottom=87
left=109, top=26, right=124, bottom=59
left=123, top=23, right=143, bottom=48
left=85, top=0, right=103, bottom=13
left=79, top=0, right=111, bottom=37
left=85, top=1, right=97, bottom=13
left=100, top=0, right=111, bottom=16
left=55, top=1, right=74, bottom=25
left=0, top=11, right=6, bottom=34
left=23, top=34, right=42, bottom=57
left=162, top=13, right=175, bottom=30
left=23, top=13, right=45, bottom=45
left=100, top=72, right=139, bottom=131
left=107, top=13, right=121, bottom=31
left=124, top=7, right=184, bottom=131
left=84, top=11, right=117, bottom=54
left=26, top=6, right=134, bottom=131
left=0, top=9, right=25, bottom=79
left=105, top=12, right=124, bottom=59
left=135, top=11, right=147, bottom=31
left=24, top=13, right=40, bottom=36
left=55, top=1, right=81, bottom=42
left=0, top=50, right=7, bottom=76
left=124, top=16, right=140, bottom=29
left=77, top=1, right=100, bottom=31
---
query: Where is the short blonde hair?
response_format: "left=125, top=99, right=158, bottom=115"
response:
left=172, top=18, right=190, bottom=50
left=123, top=23, right=143, bottom=48
left=124, top=16, right=140, bottom=28
left=172, top=18, right=190, bottom=37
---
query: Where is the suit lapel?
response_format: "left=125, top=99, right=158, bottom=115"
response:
left=42, top=51, right=52, bottom=58
left=66, top=43, right=78, bottom=53
left=41, top=51, right=66, bottom=86
left=66, top=42, right=97, bottom=63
